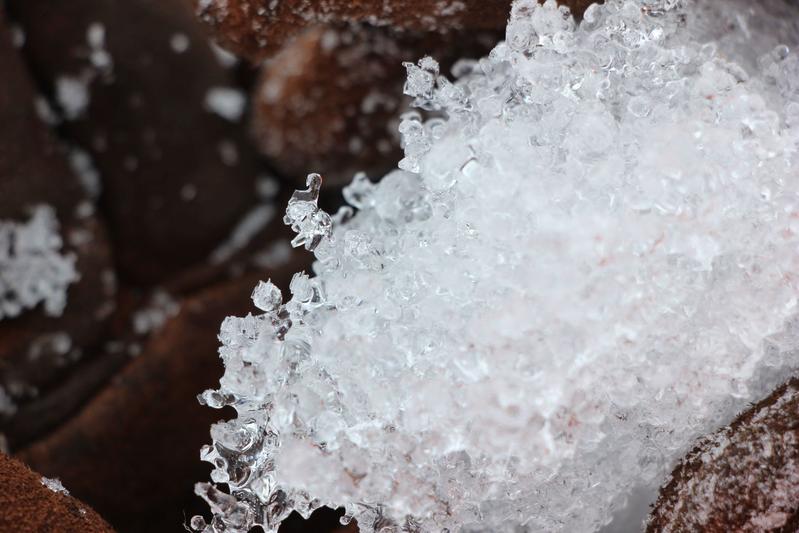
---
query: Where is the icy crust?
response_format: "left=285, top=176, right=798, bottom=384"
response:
left=195, top=0, right=799, bottom=531
left=0, top=206, right=78, bottom=320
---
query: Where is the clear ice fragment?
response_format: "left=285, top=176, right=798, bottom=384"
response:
left=283, top=174, right=332, bottom=252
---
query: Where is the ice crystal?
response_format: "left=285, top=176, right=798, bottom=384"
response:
left=41, top=477, right=69, bottom=495
left=283, top=173, right=332, bottom=252
left=0, top=206, right=78, bottom=320
left=196, top=0, right=799, bottom=531
left=132, top=291, right=180, bottom=336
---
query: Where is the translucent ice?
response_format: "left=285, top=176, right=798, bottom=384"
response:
left=41, top=477, right=69, bottom=495
left=0, top=206, right=78, bottom=320
left=196, top=0, right=799, bottom=531
left=283, top=173, right=332, bottom=252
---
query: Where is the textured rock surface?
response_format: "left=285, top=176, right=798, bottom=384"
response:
left=0, top=452, right=115, bottom=533
left=193, top=0, right=515, bottom=61
left=18, top=257, right=308, bottom=532
left=648, top=377, right=799, bottom=533
left=0, top=15, right=116, bottom=433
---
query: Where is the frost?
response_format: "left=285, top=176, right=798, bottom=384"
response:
left=28, top=332, right=73, bottom=362
left=68, top=148, right=102, bottom=199
left=181, top=183, right=198, bottom=201
left=86, top=23, right=113, bottom=72
left=0, top=206, right=78, bottom=320
left=210, top=204, right=275, bottom=264
left=132, top=291, right=180, bottom=336
left=10, top=25, right=25, bottom=48
left=252, top=240, right=293, bottom=269
left=256, top=175, right=280, bottom=200
left=170, top=33, right=191, bottom=54
left=41, top=477, right=69, bottom=495
left=217, top=140, right=239, bottom=166
left=196, top=1, right=799, bottom=532
left=55, top=76, right=90, bottom=120
left=33, top=96, right=59, bottom=126
left=0, top=386, right=16, bottom=417
left=204, top=87, right=246, bottom=122
left=209, top=41, right=238, bottom=68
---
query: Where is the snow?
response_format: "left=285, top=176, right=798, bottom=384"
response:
left=204, top=87, right=246, bottom=122
left=55, top=76, right=90, bottom=120
left=0, top=206, right=78, bottom=320
left=40, top=477, right=70, bottom=495
left=194, top=0, right=799, bottom=531
left=170, top=33, right=191, bottom=54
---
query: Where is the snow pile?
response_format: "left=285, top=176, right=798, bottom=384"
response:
left=0, top=206, right=78, bottom=320
left=194, top=0, right=799, bottom=531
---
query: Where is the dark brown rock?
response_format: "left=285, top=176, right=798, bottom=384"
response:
left=17, top=253, right=310, bottom=533
left=647, top=378, right=799, bottom=533
left=0, top=452, right=115, bottom=533
left=0, top=15, right=116, bottom=432
left=7, top=0, right=275, bottom=285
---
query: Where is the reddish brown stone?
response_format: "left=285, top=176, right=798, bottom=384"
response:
left=17, top=253, right=310, bottom=533
left=252, top=26, right=498, bottom=187
left=0, top=452, right=115, bottom=533
left=647, top=378, right=799, bottom=533
left=193, top=0, right=512, bottom=62
left=7, top=0, right=275, bottom=285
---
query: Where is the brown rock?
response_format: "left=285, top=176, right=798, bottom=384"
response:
left=17, top=253, right=310, bottom=533
left=0, top=16, right=116, bottom=433
left=193, top=0, right=513, bottom=61
left=7, top=0, right=275, bottom=285
left=252, top=26, right=498, bottom=187
left=647, top=378, right=799, bottom=533
left=0, top=452, right=115, bottom=533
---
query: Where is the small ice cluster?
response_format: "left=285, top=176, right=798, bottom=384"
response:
left=0, top=206, right=78, bottom=320
left=195, top=0, right=799, bottom=531
left=41, top=476, right=70, bottom=495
